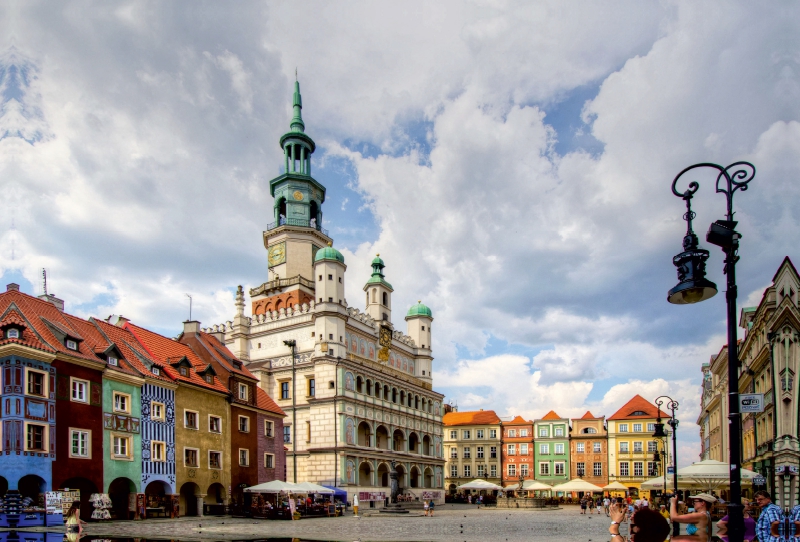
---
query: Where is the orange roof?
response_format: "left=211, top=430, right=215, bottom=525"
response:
left=540, top=410, right=562, bottom=421
left=608, top=394, right=669, bottom=420
left=503, top=415, right=531, bottom=425
left=125, top=322, right=229, bottom=394
left=62, top=313, right=140, bottom=377
left=256, top=386, right=286, bottom=417
left=91, top=318, right=175, bottom=384
left=580, top=411, right=596, bottom=419
left=443, top=410, right=501, bottom=426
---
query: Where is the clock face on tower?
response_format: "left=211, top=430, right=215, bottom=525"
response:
left=267, top=242, right=286, bottom=268
left=292, top=190, right=304, bottom=201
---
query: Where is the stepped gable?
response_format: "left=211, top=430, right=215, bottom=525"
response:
left=0, top=306, right=51, bottom=352
left=443, top=410, right=501, bottom=426
left=256, top=386, right=286, bottom=417
left=124, top=322, right=229, bottom=394
left=541, top=410, right=562, bottom=420
left=91, top=318, right=175, bottom=383
left=62, top=313, right=140, bottom=377
left=0, top=288, right=106, bottom=363
left=608, top=394, right=669, bottom=420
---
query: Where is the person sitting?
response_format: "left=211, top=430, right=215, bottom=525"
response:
left=670, top=493, right=715, bottom=537
left=609, top=501, right=670, bottom=541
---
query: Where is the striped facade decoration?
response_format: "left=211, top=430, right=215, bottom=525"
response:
left=140, top=383, right=176, bottom=491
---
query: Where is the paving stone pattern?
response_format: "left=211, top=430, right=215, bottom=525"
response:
left=78, top=505, right=625, bottom=542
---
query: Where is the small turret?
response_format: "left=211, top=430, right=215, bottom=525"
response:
left=363, top=254, right=393, bottom=323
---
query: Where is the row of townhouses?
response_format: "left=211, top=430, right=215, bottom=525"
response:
left=443, top=395, right=671, bottom=497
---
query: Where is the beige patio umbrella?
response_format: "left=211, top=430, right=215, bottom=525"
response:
left=551, top=478, right=603, bottom=493
left=677, top=460, right=759, bottom=492
left=603, top=481, right=629, bottom=491
left=456, top=479, right=504, bottom=491
left=504, top=480, right=552, bottom=492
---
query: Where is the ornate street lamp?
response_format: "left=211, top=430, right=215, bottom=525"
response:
left=667, top=161, right=755, bottom=542
left=653, top=396, right=679, bottom=535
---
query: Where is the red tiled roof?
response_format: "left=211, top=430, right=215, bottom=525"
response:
left=580, top=411, right=596, bottom=419
left=62, top=313, right=139, bottom=377
left=608, top=394, right=669, bottom=420
left=124, top=322, right=229, bottom=394
left=256, top=386, right=286, bottom=417
left=0, top=307, right=52, bottom=352
left=91, top=318, right=175, bottom=384
left=443, top=410, right=501, bottom=426
left=503, top=415, right=530, bottom=425
left=541, top=410, right=562, bottom=421
left=192, top=331, right=257, bottom=380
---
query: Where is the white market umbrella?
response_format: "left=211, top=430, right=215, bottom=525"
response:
left=457, top=479, right=504, bottom=491
left=294, top=482, right=335, bottom=494
left=603, top=481, right=629, bottom=491
left=551, top=479, right=603, bottom=493
left=523, top=480, right=553, bottom=491
left=677, top=460, right=759, bottom=492
left=244, top=480, right=307, bottom=493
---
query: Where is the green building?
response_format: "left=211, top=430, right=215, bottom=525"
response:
left=533, top=410, right=570, bottom=490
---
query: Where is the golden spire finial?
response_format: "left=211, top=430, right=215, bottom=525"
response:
left=376, top=253, right=380, bottom=257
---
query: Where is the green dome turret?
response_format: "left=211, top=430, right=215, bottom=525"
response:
left=314, top=243, right=344, bottom=264
left=406, top=300, right=432, bottom=319
left=365, top=253, right=393, bottom=289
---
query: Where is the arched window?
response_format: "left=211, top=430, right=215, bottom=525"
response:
left=392, top=388, right=398, bottom=403
left=366, top=379, right=373, bottom=396
left=356, top=376, right=363, bottom=393
left=372, top=288, right=377, bottom=303
left=382, top=292, right=388, bottom=306
left=582, top=427, right=597, bottom=434
left=277, top=198, right=287, bottom=223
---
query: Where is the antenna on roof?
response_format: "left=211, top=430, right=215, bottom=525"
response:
left=42, top=269, right=48, bottom=296
left=185, top=294, right=193, bottom=321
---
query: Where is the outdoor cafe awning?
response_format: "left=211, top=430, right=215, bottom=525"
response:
left=551, top=479, right=603, bottom=493
left=456, top=479, right=504, bottom=491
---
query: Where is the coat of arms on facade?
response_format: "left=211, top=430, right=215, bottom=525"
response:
left=378, top=325, right=391, bottom=361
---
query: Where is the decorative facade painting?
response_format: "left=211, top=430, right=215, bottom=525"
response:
left=434, top=436, right=442, bottom=458
left=346, top=459, right=356, bottom=484
left=434, top=402, right=440, bottom=416
left=359, top=339, right=366, bottom=356
left=345, top=417, right=355, bottom=445
left=344, top=372, right=355, bottom=391
left=350, top=335, right=357, bottom=352
left=368, top=343, right=375, bottom=359
left=434, top=467, right=443, bottom=488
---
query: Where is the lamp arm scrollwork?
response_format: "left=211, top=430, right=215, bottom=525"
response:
left=671, top=162, right=755, bottom=221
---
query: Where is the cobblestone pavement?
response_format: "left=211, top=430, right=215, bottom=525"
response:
left=71, top=505, right=623, bottom=541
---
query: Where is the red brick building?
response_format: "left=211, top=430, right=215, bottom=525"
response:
left=500, top=415, right=534, bottom=491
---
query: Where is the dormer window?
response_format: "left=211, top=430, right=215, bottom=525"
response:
left=180, top=367, right=188, bottom=376
left=107, top=356, right=118, bottom=366
left=205, top=375, right=213, bottom=384
left=66, top=339, right=78, bottom=350
left=152, top=367, right=160, bottom=376
left=7, top=328, right=20, bottom=339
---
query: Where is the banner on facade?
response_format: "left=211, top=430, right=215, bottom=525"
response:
left=421, top=491, right=442, bottom=500
left=358, top=491, right=386, bottom=502
left=740, top=393, right=764, bottom=413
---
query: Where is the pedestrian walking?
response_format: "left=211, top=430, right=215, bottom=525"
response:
left=596, top=497, right=602, bottom=514
left=580, top=497, right=587, bottom=514
left=588, top=497, right=594, bottom=513
left=603, top=496, right=610, bottom=516
left=428, top=498, right=435, bottom=516
left=423, top=499, right=429, bottom=517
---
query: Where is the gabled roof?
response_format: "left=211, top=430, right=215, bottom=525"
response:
left=179, top=330, right=256, bottom=380
left=608, top=394, right=669, bottom=420
left=256, top=386, right=286, bottom=417
left=0, top=306, right=51, bottom=352
left=502, top=415, right=530, bottom=425
left=443, top=410, right=501, bottom=426
left=540, top=410, right=563, bottom=421
left=91, top=318, right=175, bottom=383
left=772, top=256, right=799, bottom=283
left=124, top=322, right=229, bottom=394
left=580, top=411, right=597, bottom=420
left=62, top=313, right=140, bottom=377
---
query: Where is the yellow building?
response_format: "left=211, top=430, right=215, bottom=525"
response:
left=607, top=395, right=669, bottom=496
left=443, top=410, right=502, bottom=493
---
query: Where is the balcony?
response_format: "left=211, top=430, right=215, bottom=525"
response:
left=267, top=217, right=329, bottom=237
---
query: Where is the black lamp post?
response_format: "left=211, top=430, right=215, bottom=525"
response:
left=284, top=339, right=297, bottom=483
left=667, top=161, right=755, bottom=542
left=653, top=396, right=679, bottom=535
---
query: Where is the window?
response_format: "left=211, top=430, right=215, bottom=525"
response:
left=577, top=462, right=585, bottom=476
left=239, top=449, right=249, bottom=466
left=7, top=328, right=19, bottom=339
left=208, top=415, right=221, bottom=433
left=619, top=442, right=629, bottom=453
left=179, top=367, right=187, bottom=376
left=508, top=429, right=516, bottom=437
left=112, top=434, right=131, bottom=459
left=620, top=462, right=630, bottom=476
left=490, top=446, right=497, bottom=459
left=280, top=381, right=290, bottom=400
left=450, top=464, right=458, bottom=477
left=450, top=447, right=458, bottom=459
left=152, top=367, right=160, bottom=376
left=633, top=441, right=643, bottom=453
left=633, top=423, right=642, bottom=432
left=308, top=378, right=315, bottom=397
left=68, top=378, right=87, bottom=403
left=264, top=420, right=274, bottom=438
left=490, top=465, right=497, bottom=477
left=264, top=453, right=275, bottom=468
left=449, top=430, right=457, bottom=439
left=507, top=444, right=516, bottom=455
left=489, top=429, right=497, bottom=439
left=555, top=443, right=564, bottom=454
left=648, top=462, right=658, bottom=476
left=631, top=411, right=647, bottom=416
left=540, top=443, right=549, bottom=454
left=238, top=383, right=248, bottom=401
left=647, top=423, right=655, bottom=432
left=239, top=416, right=250, bottom=433
left=283, top=426, right=291, bottom=443
left=70, top=429, right=90, bottom=458
left=476, top=429, right=484, bottom=439
left=619, top=424, right=628, bottom=432
left=66, top=339, right=78, bottom=350
left=184, top=448, right=199, bottom=467
left=113, top=393, right=130, bottom=413
left=576, top=442, right=585, bottom=453
left=555, top=462, right=565, bottom=475
left=633, top=462, right=643, bottom=477
left=593, top=462, right=602, bottom=476
left=151, top=402, right=164, bottom=421
left=27, top=370, right=46, bottom=397
left=107, top=355, right=118, bottom=366
left=477, top=464, right=486, bottom=477
left=463, top=446, right=471, bottom=459
left=520, top=463, right=529, bottom=476
left=477, top=446, right=484, bottom=459
left=520, top=429, right=528, bottom=437
left=520, top=443, right=528, bottom=455
left=462, top=430, right=471, bottom=439
left=463, top=465, right=471, bottom=477
left=152, top=441, right=165, bottom=462
left=507, top=464, right=516, bottom=476
left=209, top=451, right=222, bottom=469
left=328, top=274, right=333, bottom=280
left=539, top=462, right=550, bottom=475
left=185, top=410, right=198, bottom=429
left=539, top=428, right=548, bottom=437
left=554, top=427, right=564, bottom=437
left=593, top=442, right=602, bottom=453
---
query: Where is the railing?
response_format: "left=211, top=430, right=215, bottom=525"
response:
left=267, top=218, right=329, bottom=237
left=250, top=275, right=316, bottom=297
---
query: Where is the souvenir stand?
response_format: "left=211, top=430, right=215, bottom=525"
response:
left=90, top=493, right=112, bottom=520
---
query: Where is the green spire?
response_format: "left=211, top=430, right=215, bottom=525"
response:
left=365, top=254, right=393, bottom=289
left=290, top=80, right=305, bottom=133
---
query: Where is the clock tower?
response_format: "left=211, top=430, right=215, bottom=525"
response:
left=251, top=80, right=332, bottom=316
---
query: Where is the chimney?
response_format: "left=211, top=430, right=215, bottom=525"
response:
left=183, top=320, right=201, bottom=334
left=38, top=294, right=65, bottom=312
left=107, top=315, right=130, bottom=327
left=7, top=283, right=19, bottom=291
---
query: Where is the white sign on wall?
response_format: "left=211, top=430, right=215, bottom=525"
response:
left=740, top=394, right=764, bottom=413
